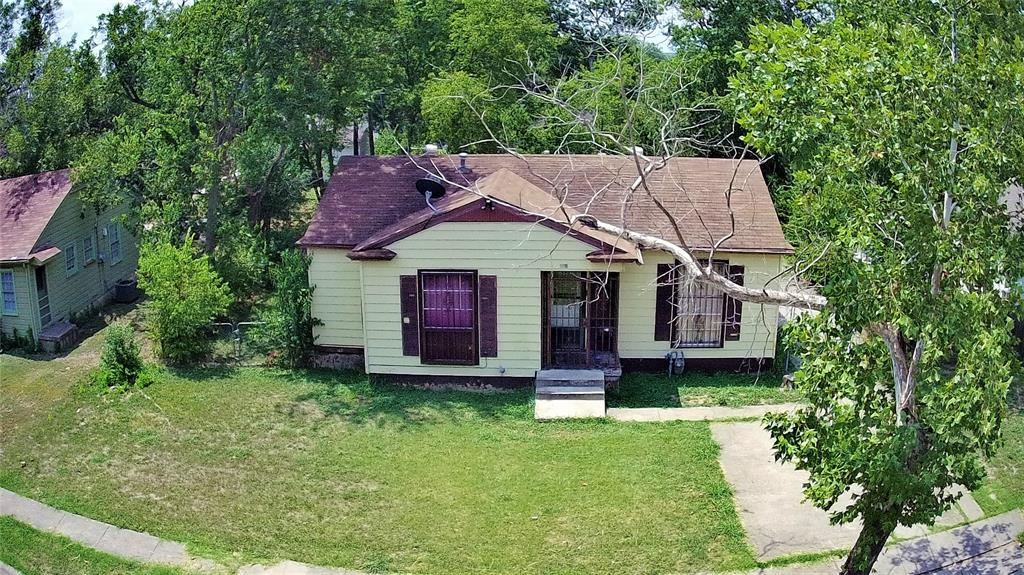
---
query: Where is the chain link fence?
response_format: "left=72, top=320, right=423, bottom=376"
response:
left=210, top=321, right=268, bottom=365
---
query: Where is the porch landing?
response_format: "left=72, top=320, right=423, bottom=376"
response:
left=534, top=369, right=606, bottom=419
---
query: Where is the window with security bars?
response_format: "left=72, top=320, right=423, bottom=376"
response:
left=673, top=261, right=728, bottom=348
left=419, top=271, right=478, bottom=365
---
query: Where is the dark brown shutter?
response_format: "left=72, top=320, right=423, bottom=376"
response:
left=479, top=275, right=498, bottom=357
left=725, top=265, right=744, bottom=341
left=654, top=263, right=675, bottom=341
left=400, top=275, right=419, bottom=356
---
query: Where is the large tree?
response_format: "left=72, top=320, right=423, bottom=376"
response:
left=731, top=1, right=1024, bottom=572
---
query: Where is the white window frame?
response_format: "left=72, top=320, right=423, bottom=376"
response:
left=108, top=223, right=122, bottom=265
left=1, top=270, right=17, bottom=316
left=65, top=243, right=78, bottom=276
left=83, top=235, right=95, bottom=264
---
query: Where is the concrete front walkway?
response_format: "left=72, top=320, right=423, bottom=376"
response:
left=710, top=422, right=987, bottom=562
left=0, top=488, right=364, bottom=575
left=607, top=403, right=800, bottom=422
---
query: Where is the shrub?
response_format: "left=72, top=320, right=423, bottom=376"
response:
left=254, top=249, right=321, bottom=367
left=137, top=232, right=233, bottom=363
left=95, top=322, right=144, bottom=389
left=214, top=221, right=270, bottom=298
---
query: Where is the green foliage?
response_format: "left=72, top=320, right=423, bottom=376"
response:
left=213, top=221, right=270, bottom=298
left=94, top=322, right=144, bottom=390
left=450, top=0, right=561, bottom=82
left=255, top=249, right=321, bottom=367
left=732, top=1, right=1024, bottom=570
left=0, top=327, right=36, bottom=353
left=137, top=233, right=232, bottom=363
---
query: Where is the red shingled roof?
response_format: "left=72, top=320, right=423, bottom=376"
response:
left=299, top=154, right=793, bottom=254
left=1, top=169, right=73, bottom=262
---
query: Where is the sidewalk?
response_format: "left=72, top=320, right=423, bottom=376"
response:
left=607, top=403, right=800, bottom=422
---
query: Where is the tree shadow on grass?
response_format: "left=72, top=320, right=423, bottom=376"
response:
left=276, top=368, right=536, bottom=428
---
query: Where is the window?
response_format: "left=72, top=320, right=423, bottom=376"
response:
left=1, top=270, right=16, bottom=315
left=65, top=243, right=78, bottom=276
left=672, top=261, right=729, bottom=348
left=418, top=271, right=478, bottom=365
left=108, top=223, right=122, bottom=264
left=83, top=235, right=95, bottom=263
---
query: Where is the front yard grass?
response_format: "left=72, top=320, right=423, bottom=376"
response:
left=0, top=338, right=757, bottom=575
left=0, top=517, right=184, bottom=575
left=974, top=411, right=1023, bottom=515
left=609, top=370, right=803, bottom=408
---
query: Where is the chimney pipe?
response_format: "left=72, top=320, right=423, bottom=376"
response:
left=458, top=152, right=469, bottom=173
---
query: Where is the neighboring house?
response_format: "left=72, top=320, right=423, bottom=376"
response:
left=0, top=169, right=138, bottom=349
left=299, top=154, right=793, bottom=386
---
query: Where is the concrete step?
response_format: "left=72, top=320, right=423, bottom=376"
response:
left=535, top=369, right=605, bottom=387
left=535, top=395, right=606, bottom=419
left=536, top=384, right=598, bottom=392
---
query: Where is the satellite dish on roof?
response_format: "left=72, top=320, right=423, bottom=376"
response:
left=415, top=178, right=446, bottom=213
left=415, top=178, right=446, bottom=199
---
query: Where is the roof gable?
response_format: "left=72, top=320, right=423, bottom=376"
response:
left=350, top=169, right=639, bottom=261
left=300, top=154, right=794, bottom=255
left=0, top=169, right=74, bottom=262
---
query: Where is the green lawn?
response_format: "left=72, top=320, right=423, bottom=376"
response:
left=974, top=411, right=1024, bottom=515
left=609, top=370, right=803, bottom=408
left=0, top=517, right=183, bottom=575
left=0, top=334, right=757, bottom=575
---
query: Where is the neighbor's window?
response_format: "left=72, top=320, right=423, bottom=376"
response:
left=419, top=271, right=478, bottom=365
left=673, top=261, right=729, bottom=348
left=108, top=223, right=122, bottom=264
left=1, top=270, right=16, bottom=315
left=83, top=235, right=95, bottom=263
left=65, top=243, right=78, bottom=275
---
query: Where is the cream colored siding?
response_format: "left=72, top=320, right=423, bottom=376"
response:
left=34, top=191, right=138, bottom=327
left=361, top=222, right=624, bottom=378
left=617, top=251, right=783, bottom=359
left=0, top=266, right=36, bottom=339
left=308, top=248, right=365, bottom=347
left=313, top=222, right=786, bottom=376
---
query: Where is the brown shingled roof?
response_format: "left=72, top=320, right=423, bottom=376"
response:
left=1, top=169, right=73, bottom=262
left=299, top=154, right=793, bottom=254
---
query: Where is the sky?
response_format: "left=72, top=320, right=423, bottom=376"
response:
left=57, top=0, right=123, bottom=43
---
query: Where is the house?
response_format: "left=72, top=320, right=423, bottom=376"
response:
left=298, top=153, right=793, bottom=387
left=1, top=169, right=138, bottom=350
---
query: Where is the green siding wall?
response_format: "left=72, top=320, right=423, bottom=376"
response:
left=0, top=266, right=36, bottom=340
left=308, top=247, right=365, bottom=347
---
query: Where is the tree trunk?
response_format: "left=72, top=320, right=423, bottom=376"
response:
left=840, top=511, right=895, bottom=575
left=205, top=161, right=222, bottom=254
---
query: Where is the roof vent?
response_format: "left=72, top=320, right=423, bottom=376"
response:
left=458, top=152, right=469, bottom=173
left=415, top=178, right=446, bottom=213
left=424, top=143, right=439, bottom=156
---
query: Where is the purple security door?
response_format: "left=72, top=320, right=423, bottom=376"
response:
left=419, top=271, right=478, bottom=365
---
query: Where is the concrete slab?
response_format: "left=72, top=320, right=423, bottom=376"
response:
left=535, top=369, right=604, bottom=382
left=711, top=422, right=995, bottom=563
left=607, top=403, right=799, bottom=422
left=872, top=509, right=1024, bottom=575
left=0, top=562, right=22, bottom=575
left=93, top=526, right=161, bottom=562
left=54, top=512, right=111, bottom=547
left=149, top=538, right=190, bottom=565
left=0, top=489, right=67, bottom=530
left=712, top=421, right=863, bottom=560
left=535, top=397, right=605, bottom=419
